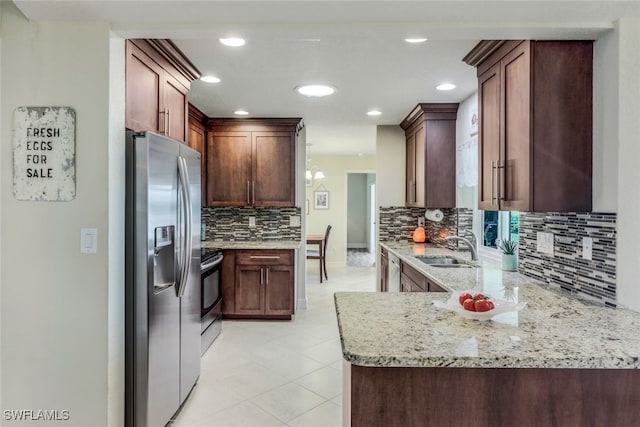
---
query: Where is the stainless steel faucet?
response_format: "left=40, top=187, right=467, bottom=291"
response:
left=445, top=234, right=479, bottom=261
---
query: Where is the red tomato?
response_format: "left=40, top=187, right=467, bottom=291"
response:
left=462, top=298, right=476, bottom=311
left=475, top=299, right=495, bottom=312
left=458, top=292, right=473, bottom=306
left=473, top=293, right=485, bottom=300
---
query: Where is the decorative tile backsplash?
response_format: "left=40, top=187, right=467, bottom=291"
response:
left=519, top=212, right=617, bottom=307
left=378, top=207, right=473, bottom=250
left=202, top=207, right=302, bottom=241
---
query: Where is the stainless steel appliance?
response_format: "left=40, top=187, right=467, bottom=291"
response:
left=201, top=248, right=223, bottom=354
left=125, top=131, right=201, bottom=427
left=388, top=253, right=401, bottom=292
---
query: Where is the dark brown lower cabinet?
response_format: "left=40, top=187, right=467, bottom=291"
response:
left=223, top=249, right=295, bottom=319
left=345, top=364, right=640, bottom=427
left=400, top=261, right=446, bottom=292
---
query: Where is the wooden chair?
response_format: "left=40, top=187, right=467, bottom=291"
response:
left=307, top=225, right=331, bottom=283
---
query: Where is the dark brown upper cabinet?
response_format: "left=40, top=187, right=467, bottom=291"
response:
left=188, top=104, right=207, bottom=203
left=125, top=39, right=200, bottom=143
left=205, top=118, right=303, bottom=207
left=464, top=40, right=593, bottom=212
left=400, top=104, right=459, bottom=208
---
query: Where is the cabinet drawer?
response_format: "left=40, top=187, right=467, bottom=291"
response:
left=236, top=250, right=293, bottom=266
left=400, top=261, right=427, bottom=289
left=400, top=273, right=426, bottom=292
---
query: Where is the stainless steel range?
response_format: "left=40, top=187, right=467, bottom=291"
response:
left=201, top=247, right=223, bottom=355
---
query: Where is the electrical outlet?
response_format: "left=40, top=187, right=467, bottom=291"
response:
left=536, top=232, right=554, bottom=255
left=248, top=216, right=256, bottom=228
left=417, top=217, right=425, bottom=227
left=290, top=216, right=301, bottom=227
left=583, top=237, right=593, bottom=260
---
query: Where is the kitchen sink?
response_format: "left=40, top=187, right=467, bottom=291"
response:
left=415, top=256, right=460, bottom=265
left=414, top=256, right=476, bottom=268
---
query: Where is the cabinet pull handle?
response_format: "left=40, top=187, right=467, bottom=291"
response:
left=159, top=110, right=166, bottom=135
left=166, top=109, right=170, bottom=136
left=266, top=268, right=269, bottom=285
left=250, top=256, right=281, bottom=260
left=260, top=267, right=264, bottom=285
left=252, top=181, right=256, bottom=205
left=491, top=160, right=497, bottom=204
left=498, top=161, right=505, bottom=201
left=247, top=180, right=250, bottom=205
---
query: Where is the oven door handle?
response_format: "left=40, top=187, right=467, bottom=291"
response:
left=201, top=255, right=224, bottom=272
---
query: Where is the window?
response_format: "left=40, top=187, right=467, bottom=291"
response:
left=482, top=210, right=519, bottom=249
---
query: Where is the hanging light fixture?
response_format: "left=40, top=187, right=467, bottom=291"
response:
left=306, top=144, right=325, bottom=181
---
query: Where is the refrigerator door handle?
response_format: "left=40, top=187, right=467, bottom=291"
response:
left=177, top=156, right=192, bottom=297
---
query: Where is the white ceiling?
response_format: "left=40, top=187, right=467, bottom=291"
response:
left=13, top=1, right=640, bottom=154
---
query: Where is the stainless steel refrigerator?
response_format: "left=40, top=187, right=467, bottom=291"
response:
left=125, top=131, right=201, bottom=427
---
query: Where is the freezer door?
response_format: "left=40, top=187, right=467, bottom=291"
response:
left=178, top=145, right=202, bottom=403
left=128, top=132, right=182, bottom=427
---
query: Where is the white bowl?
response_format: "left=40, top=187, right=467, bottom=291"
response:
left=433, top=291, right=526, bottom=321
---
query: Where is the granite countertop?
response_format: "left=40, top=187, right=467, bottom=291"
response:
left=202, top=240, right=302, bottom=250
left=334, top=241, right=640, bottom=369
left=379, top=241, right=536, bottom=293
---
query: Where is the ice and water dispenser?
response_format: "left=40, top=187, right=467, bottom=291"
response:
left=153, top=226, right=175, bottom=292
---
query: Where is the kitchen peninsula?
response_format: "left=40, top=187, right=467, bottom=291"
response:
left=336, top=243, right=640, bottom=426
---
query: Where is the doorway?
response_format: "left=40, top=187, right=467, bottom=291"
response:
left=346, top=172, right=376, bottom=267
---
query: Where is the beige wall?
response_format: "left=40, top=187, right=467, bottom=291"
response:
left=305, top=154, right=375, bottom=266
left=613, top=18, right=640, bottom=310
left=0, top=3, right=121, bottom=425
left=375, top=125, right=405, bottom=208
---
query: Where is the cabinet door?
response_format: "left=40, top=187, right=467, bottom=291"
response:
left=500, top=43, right=531, bottom=212
left=207, top=132, right=252, bottom=206
left=235, top=265, right=265, bottom=315
left=425, top=120, right=456, bottom=208
left=405, top=126, right=425, bottom=207
left=427, top=280, right=446, bottom=293
left=125, top=41, right=162, bottom=133
left=478, top=62, right=501, bottom=211
left=413, top=125, right=426, bottom=207
left=264, top=266, right=294, bottom=315
left=163, top=73, right=189, bottom=143
left=188, top=121, right=206, bottom=203
left=252, top=132, right=295, bottom=207
left=405, top=130, right=416, bottom=206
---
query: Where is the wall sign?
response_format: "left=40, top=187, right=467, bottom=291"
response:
left=13, top=107, right=76, bottom=201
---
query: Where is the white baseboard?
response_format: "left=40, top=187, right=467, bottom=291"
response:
left=347, top=243, right=368, bottom=249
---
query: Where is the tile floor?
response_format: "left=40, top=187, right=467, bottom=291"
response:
left=171, top=263, right=376, bottom=427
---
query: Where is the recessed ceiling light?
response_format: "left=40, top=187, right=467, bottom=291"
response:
left=436, top=83, right=456, bottom=91
left=295, top=84, right=336, bottom=98
left=200, top=75, right=221, bottom=83
left=219, top=37, right=246, bottom=47
left=367, top=110, right=382, bottom=116
left=405, top=38, right=428, bottom=43
left=234, top=110, right=249, bottom=116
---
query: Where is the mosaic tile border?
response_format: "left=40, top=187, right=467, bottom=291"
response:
left=519, top=212, right=617, bottom=307
left=378, top=207, right=473, bottom=251
left=202, top=206, right=302, bottom=241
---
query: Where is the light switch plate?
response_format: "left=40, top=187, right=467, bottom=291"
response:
left=248, top=216, right=256, bottom=228
left=290, top=215, right=301, bottom=227
left=583, top=237, right=593, bottom=260
left=81, top=227, right=97, bottom=254
left=536, top=232, right=554, bottom=255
